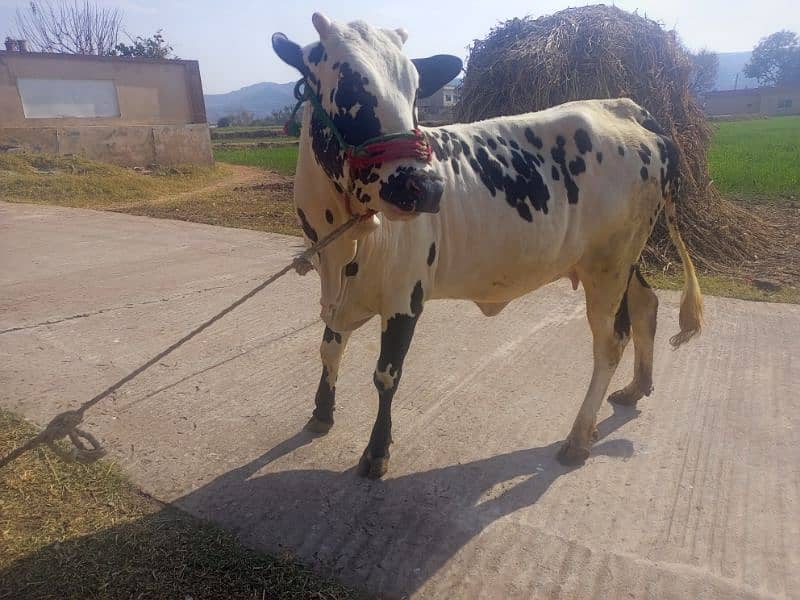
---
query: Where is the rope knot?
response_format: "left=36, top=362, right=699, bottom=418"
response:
left=42, top=409, right=106, bottom=464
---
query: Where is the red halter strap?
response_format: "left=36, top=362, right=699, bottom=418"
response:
left=346, top=128, right=432, bottom=173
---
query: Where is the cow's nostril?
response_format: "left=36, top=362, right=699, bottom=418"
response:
left=406, top=178, right=422, bottom=195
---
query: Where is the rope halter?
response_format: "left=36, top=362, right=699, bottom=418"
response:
left=284, top=78, right=433, bottom=219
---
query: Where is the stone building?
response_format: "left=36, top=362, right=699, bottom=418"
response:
left=703, top=85, right=800, bottom=117
left=418, top=83, right=459, bottom=123
left=0, top=46, right=212, bottom=166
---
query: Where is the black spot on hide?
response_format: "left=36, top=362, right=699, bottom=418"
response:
left=378, top=167, right=417, bottom=211
left=551, top=135, right=580, bottom=204
left=323, top=326, right=342, bottom=344
left=614, top=290, right=631, bottom=339
left=345, top=261, right=359, bottom=277
left=574, top=128, right=592, bottom=154
left=308, top=43, right=325, bottom=65
left=525, top=128, right=543, bottom=149
left=427, top=242, right=436, bottom=266
left=325, top=209, right=334, bottom=224
left=638, top=143, right=652, bottom=165
left=297, top=208, right=318, bottom=242
left=569, top=156, right=586, bottom=176
left=410, top=280, right=424, bottom=316
left=310, top=62, right=383, bottom=183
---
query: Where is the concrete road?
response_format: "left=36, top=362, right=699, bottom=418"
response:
left=1, top=201, right=798, bottom=599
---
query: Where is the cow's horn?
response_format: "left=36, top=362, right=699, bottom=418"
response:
left=312, top=12, right=333, bottom=38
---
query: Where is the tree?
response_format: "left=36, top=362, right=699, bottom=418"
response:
left=688, top=49, right=719, bottom=95
left=113, top=30, right=175, bottom=59
left=744, top=30, right=800, bottom=86
left=268, top=104, right=294, bottom=124
left=13, top=0, right=123, bottom=55
left=216, top=116, right=233, bottom=128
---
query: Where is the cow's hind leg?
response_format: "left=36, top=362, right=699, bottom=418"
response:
left=608, top=266, right=658, bottom=406
left=306, top=326, right=352, bottom=434
left=557, top=267, right=631, bottom=465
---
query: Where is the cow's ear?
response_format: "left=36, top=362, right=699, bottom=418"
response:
left=412, top=55, right=462, bottom=98
left=272, top=33, right=306, bottom=73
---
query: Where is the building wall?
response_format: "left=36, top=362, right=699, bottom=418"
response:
left=760, top=90, right=800, bottom=115
left=0, top=51, right=211, bottom=166
left=703, top=87, right=800, bottom=117
left=418, top=84, right=459, bottom=123
left=703, top=91, right=761, bottom=116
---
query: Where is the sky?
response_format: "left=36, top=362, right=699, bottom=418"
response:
left=1, top=0, right=799, bottom=94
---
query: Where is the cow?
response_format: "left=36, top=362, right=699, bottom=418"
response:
left=271, top=13, right=703, bottom=479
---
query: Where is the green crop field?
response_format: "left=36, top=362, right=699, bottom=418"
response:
left=213, top=116, right=800, bottom=200
left=708, top=115, right=800, bottom=200
left=213, top=145, right=299, bottom=175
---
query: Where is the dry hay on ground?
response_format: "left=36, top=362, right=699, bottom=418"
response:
left=456, top=4, right=784, bottom=278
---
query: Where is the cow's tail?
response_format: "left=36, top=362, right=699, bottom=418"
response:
left=664, top=185, right=703, bottom=347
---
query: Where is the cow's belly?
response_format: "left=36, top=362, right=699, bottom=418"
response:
left=432, top=217, right=584, bottom=303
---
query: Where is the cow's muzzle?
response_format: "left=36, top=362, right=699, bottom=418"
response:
left=386, top=170, right=444, bottom=215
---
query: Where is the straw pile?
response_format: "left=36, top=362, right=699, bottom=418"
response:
left=456, top=4, right=774, bottom=272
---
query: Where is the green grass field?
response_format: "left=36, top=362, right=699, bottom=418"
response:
left=213, top=145, right=299, bottom=175
left=708, top=115, right=800, bottom=199
left=214, top=116, right=800, bottom=200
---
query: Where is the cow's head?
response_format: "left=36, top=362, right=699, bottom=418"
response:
left=272, top=13, right=461, bottom=220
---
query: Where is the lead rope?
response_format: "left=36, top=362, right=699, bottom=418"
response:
left=0, top=215, right=360, bottom=470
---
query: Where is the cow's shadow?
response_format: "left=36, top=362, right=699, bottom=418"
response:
left=175, top=404, right=639, bottom=598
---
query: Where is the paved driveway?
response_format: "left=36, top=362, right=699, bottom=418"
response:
left=1, top=201, right=798, bottom=599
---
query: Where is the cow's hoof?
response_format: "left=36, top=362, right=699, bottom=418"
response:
left=591, top=427, right=600, bottom=442
left=607, top=387, right=642, bottom=407
left=556, top=439, right=590, bottom=466
left=357, top=451, right=389, bottom=479
left=304, top=416, right=333, bottom=435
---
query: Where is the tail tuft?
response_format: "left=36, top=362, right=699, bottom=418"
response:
left=664, top=192, right=703, bottom=348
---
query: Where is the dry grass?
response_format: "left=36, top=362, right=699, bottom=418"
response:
left=456, top=5, right=778, bottom=275
left=118, top=178, right=301, bottom=237
left=0, top=152, right=302, bottom=238
left=0, top=410, right=359, bottom=600
left=0, top=153, right=226, bottom=209
left=646, top=269, right=800, bottom=304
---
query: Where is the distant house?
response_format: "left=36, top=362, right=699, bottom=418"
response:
left=702, top=85, right=800, bottom=117
left=418, top=83, right=459, bottom=123
left=0, top=45, right=212, bottom=167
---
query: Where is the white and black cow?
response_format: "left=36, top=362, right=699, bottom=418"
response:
left=272, top=13, right=703, bottom=478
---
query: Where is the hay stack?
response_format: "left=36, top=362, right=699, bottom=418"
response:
left=456, top=4, right=772, bottom=271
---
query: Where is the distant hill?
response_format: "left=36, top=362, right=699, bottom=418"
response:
left=714, top=51, right=759, bottom=90
left=203, top=56, right=759, bottom=123
left=204, top=81, right=296, bottom=123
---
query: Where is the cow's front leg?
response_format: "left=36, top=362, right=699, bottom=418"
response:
left=358, top=312, right=419, bottom=479
left=306, top=326, right=352, bottom=434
